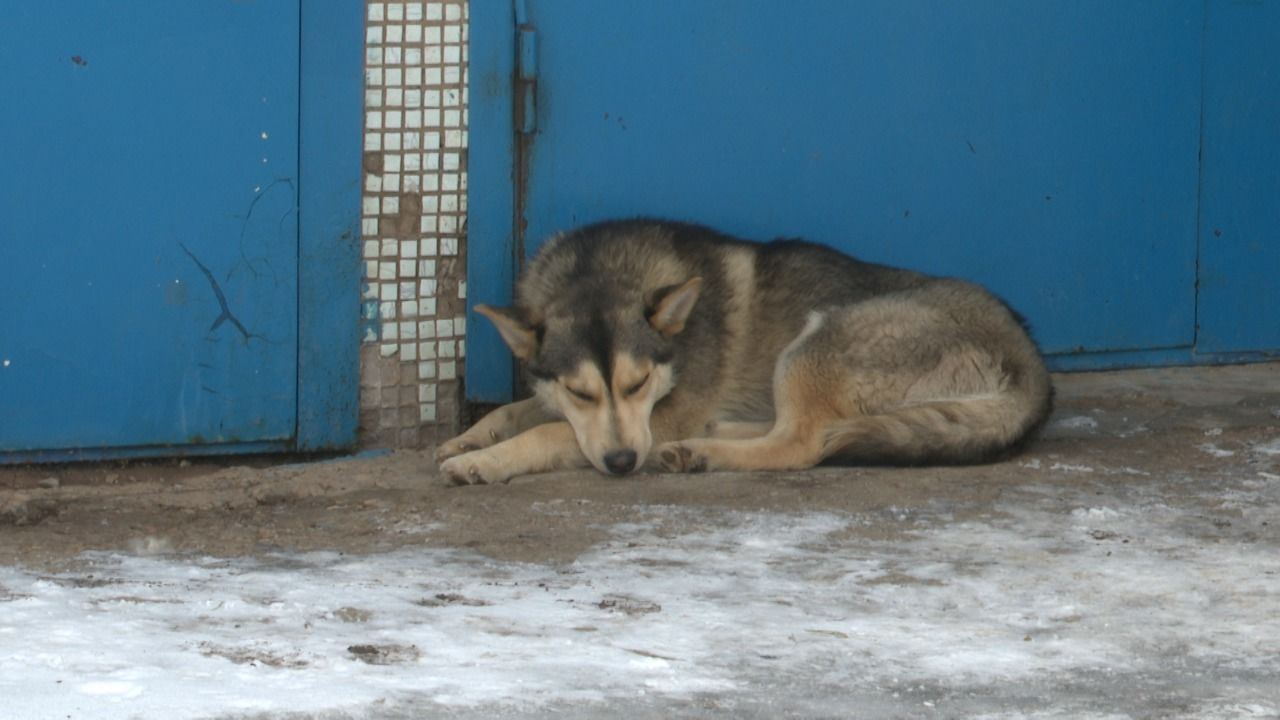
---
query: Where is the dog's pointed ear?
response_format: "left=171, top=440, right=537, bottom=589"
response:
left=475, top=304, right=538, bottom=360
left=647, top=277, right=703, bottom=336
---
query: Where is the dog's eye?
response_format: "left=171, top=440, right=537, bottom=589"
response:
left=566, top=386, right=596, bottom=403
left=623, top=373, right=649, bottom=397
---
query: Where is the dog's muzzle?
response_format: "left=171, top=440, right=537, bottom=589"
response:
left=602, top=449, right=637, bottom=475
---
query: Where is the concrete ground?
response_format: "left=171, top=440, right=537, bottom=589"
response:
left=1, top=363, right=1278, bottom=719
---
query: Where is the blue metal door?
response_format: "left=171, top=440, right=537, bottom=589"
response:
left=1197, top=0, right=1280, bottom=353
left=467, top=1, right=1277, bottom=403
left=0, top=3, right=363, bottom=460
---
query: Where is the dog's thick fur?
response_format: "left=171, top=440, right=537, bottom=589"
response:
left=437, top=220, right=1052, bottom=484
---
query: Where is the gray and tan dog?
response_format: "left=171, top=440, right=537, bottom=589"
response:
left=437, top=219, right=1052, bottom=484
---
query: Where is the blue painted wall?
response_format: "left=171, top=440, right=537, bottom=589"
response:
left=296, top=2, right=367, bottom=452
left=1197, top=0, right=1280, bottom=353
left=0, top=4, right=362, bottom=460
left=467, top=1, right=1278, bottom=402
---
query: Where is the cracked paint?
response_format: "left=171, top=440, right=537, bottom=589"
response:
left=180, top=243, right=255, bottom=342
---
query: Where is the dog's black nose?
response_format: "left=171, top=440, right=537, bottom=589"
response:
left=603, top=449, right=637, bottom=475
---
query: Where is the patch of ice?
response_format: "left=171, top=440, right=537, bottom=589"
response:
left=1105, top=466, right=1150, bottom=477
left=1190, top=702, right=1280, bottom=720
left=1050, top=462, right=1095, bottom=473
left=126, top=536, right=173, bottom=556
left=1070, top=507, right=1122, bottom=522
left=1252, top=438, right=1280, bottom=456
left=1, top=499, right=1278, bottom=717
left=1116, top=423, right=1150, bottom=438
left=77, top=680, right=144, bottom=698
left=1053, top=416, right=1098, bottom=431
left=972, top=707, right=1146, bottom=712
left=1198, top=443, right=1236, bottom=458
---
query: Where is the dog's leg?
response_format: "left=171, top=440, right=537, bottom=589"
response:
left=436, top=397, right=558, bottom=463
left=705, top=420, right=774, bottom=440
left=660, top=311, right=838, bottom=473
left=439, top=421, right=588, bottom=485
left=658, top=427, right=828, bottom=473
left=660, top=406, right=832, bottom=473
left=648, top=420, right=771, bottom=472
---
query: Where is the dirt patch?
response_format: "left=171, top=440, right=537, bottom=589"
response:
left=2, top=365, right=1279, bottom=570
left=347, top=643, right=422, bottom=665
left=200, top=642, right=310, bottom=669
left=417, top=593, right=490, bottom=608
left=597, top=593, right=663, bottom=616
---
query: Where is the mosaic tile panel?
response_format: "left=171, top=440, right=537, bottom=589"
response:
left=360, top=1, right=469, bottom=448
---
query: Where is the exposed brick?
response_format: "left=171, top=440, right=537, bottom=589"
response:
left=399, top=385, right=420, bottom=407
left=398, top=427, right=419, bottom=448
left=398, top=361, right=419, bottom=386
left=379, top=387, right=400, bottom=408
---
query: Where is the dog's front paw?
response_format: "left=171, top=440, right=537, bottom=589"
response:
left=435, top=430, right=497, bottom=463
left=439, top=451, right=512, bottom=486
left=435, top=438, right=476, bottom=464
left=656, top=442, right=709, bottom=473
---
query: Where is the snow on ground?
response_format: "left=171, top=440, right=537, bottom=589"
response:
left=1051, top=416, right=1100, bottom=432
left=2, top=482, right=1278, bottom=719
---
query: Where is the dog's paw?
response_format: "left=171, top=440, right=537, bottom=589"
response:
left=440, top=427, right=499, bottom=461
left=656, top=442, right=709, bottom=473
left=435, top=439, right=475, bottom=464
left=439, top=451, right=512, bottom=486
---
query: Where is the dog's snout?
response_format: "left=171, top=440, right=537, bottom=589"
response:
left=602, top=449, right=638, bottom=475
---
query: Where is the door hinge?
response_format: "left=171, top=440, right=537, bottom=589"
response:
left=515, top=13, right=537, bottom=134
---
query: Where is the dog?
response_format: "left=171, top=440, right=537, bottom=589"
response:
left=437, top=219, right=1052, bottom=484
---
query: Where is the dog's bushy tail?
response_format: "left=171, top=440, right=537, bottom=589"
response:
left=821, top=379, right=1053, bottom=466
